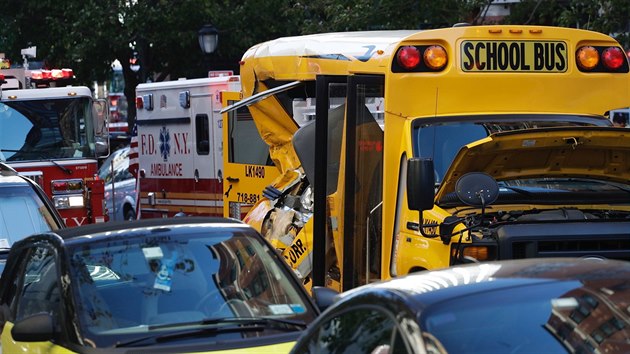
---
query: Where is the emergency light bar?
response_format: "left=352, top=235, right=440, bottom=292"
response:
left=31, top=68, right=74, bottom=81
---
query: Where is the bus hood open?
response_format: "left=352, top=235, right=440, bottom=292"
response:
left=436, top=126, right=630, bottom=201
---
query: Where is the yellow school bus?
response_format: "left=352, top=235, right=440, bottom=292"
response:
left=222, top=25, right=630, bottom=292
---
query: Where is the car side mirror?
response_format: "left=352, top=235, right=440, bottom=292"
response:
left=311, top=286, right=339, bottom=312
left=407, top=158, right=435, bottom=212
left=95, top=136, right=109, bottom=158
left=11, top=312, right=55, bottom=342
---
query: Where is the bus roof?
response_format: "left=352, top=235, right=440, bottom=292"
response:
left=241, top=30, right=418, bottom=81
left=239, top=26, right=630, bottom=115
left=240, top=26, right=627, bottom=78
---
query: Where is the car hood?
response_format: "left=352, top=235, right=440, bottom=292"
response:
left=436, top=126, right=630, bottom=201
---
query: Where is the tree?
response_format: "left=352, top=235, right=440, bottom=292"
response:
left=503, top=0, right=630, bottom=49
left=287, top=0, right=491, bottom=33
left=1, top=0, right=627, bottom=130
left=0, top=0, right=225, bottom=129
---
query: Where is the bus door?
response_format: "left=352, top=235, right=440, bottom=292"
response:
left=221, top=91, right=279, bottom=219
left=341, top=75, right=385, bottom=291
left=310, top=76, right=347, bottom=289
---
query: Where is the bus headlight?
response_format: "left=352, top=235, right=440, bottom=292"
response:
left=452, top=244, right=497, bottom=263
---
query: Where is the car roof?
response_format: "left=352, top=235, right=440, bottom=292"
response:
left=338, top=258, right=630, bottom=307
left=0, top=174, right=29, bottom=185
left=0, top=163, right=28, bottom=185
left=55, top=217, right=247, bottom=242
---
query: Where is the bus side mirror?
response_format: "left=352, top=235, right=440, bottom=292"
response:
left=407, top=158, right=435, bottom=212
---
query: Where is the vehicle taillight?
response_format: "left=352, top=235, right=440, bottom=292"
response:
left=397, top=46, right=421, bottom=70
left=0, top=73, right=4, bottom=83
left=51, top=179, right=83, bottom=194
left=577, top=45, right=629, bottom=72
left=423, top=45, right=448, bottom=70
left=576, top=46, right=600, bottom=70
left=394, top=44, right=449, bottom=72
left=602, top=47, right=625, bottom=70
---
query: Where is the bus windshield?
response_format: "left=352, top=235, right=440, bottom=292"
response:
left=412, top=114, right=610, bottom=183
left=0, top=97, right=96, bottom=161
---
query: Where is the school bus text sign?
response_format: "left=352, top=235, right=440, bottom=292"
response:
left=461, top=40, right=567, bottom=72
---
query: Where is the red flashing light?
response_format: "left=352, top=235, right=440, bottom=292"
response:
left=31, top=68, right=73, bottom=82
left=397, top=46, right=421, bottom=70
left=51, top=180, right=68, bottom=192
left=62, top=68, right=73, bottom=79
left=31, top=70, right=43, bottom=80
left=602, top=47, right=625, bottom=70
left=136, top=96, right=144, bottom=109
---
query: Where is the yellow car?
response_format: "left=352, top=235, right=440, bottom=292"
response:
left=0, top=217, right=319, bottom=353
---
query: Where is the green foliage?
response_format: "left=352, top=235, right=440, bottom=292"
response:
left=0, top=0, right=627, bottom=126
left=504, top=0, right=630, bottom=48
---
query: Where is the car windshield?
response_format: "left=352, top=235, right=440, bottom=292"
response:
left=420, top=279, right=630, bottom=353
left=66, top=228, right=316, bottom=348
left=97, top=147, right=129, bottom=183
left=412, top=115, right=607, bottom=183
left=0, top=183, right=59, bottom=248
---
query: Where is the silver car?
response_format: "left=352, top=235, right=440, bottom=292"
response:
left=98, top=145, right=137, bottom=221
left=0, top=162, right=64, bottom=272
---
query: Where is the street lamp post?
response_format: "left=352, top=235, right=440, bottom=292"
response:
left=198, top=24, right=219, bottom=55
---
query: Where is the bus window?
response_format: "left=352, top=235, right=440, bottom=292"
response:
left=416, top=123, right=488, bottom=183
left=227, top=105, right=272, bottom=166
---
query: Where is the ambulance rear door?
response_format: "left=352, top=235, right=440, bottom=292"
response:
left=189, top=84, right=222, bottom=216
left=221, top=91, right=280, bottom=219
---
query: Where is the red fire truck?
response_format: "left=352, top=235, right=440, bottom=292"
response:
left=0, top=66, right=110, bottom=227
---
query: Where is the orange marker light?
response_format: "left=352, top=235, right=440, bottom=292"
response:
left=424, top=45, right=448, bottom=70
left=576, top=46, right=599, bottom=70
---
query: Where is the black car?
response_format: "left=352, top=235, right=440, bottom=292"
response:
left=0, top=162, right=64, bottom=271
left=0, top=217, right=319, bottom=353
left=292, top=258, right=630, bottom=354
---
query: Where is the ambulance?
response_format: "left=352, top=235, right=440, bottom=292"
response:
left=136, top=76, right=240, bottom=218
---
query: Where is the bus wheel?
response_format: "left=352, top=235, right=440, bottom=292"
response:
left=409, top=267, right=426, bottom=274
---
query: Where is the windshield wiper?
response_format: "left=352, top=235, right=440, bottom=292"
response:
left=114, top=317, right=306, bottom=348
left=0, top=149, right=72, bottom=175
left=497, top=184, right=533, bottom=196
left=40, top=156, right=72, bottom=175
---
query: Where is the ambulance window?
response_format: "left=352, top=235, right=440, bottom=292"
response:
left=195, top=114, right=210, bottom=155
